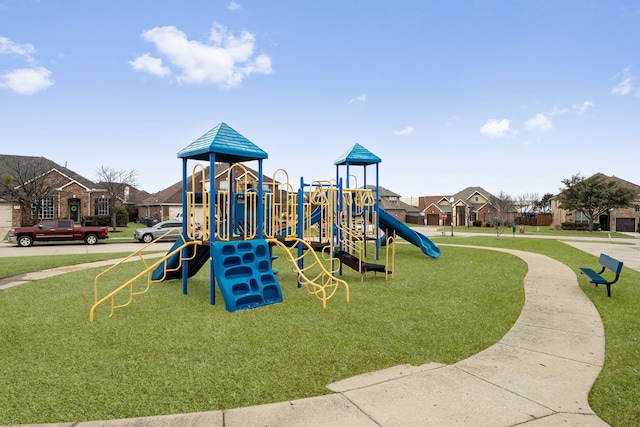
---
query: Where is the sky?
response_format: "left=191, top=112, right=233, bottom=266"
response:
left=1, top=1, right=639, bottom=201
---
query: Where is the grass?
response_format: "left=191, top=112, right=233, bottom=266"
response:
left=0, top=244, right=525, bottom=425
left=433, top=235, right=640, bottom=427
left=435, top=224, right=630, bottom=238
left=2, top=233, right=639, bottom=426
left=0, top=253, right=141, bottom=280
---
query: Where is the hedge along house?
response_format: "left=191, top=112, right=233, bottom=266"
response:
left=0, top=154, right=150, bottom=227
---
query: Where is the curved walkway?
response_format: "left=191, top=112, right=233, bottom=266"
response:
left=4, top=246, right=610, bottom=426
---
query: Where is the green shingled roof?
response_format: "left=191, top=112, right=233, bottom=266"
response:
left=334, top=143, right=381, bottom=166
left=177, top=122, right=268, bottom=163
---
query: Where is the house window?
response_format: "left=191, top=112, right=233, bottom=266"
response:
left=96, top=198, right=110, bottom=216
left=635, top=206, right=640, bottom=213
left=32, top=197, right=54, bottom=219
left=575, top=211, right=588, bottom=224
left=474, top=196, right=479, bottom=202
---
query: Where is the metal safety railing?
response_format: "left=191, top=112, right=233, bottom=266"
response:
left=90, top=230, right=201, bottom=322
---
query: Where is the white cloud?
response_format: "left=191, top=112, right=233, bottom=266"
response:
left=393, top=126, right=414, bottom=135
left=549, top=106, right=570, bottom=116
left=524, top=113, right=553, bottom=132
left=128, top=53, right=171, bottom=77
left=0, top=67, right=54, bottom=95
left=0, top=36, right=36, bottom=63
left=549, top=101, right=594, bottom=116
left=348, top=94, right=366, bottom=104
left=479, top=119, right=513, bottom=137
left=0, top=36, right=53, bottom=95
left=573, top=101, right=594, bottom=114
left=131, top=22, right=273, bottom=87
left=611, top=66, right=634, bottom=95
left=228, top=1, right=241, bottom=11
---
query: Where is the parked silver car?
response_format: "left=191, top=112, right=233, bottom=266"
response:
left=133, top=220, right=201, bottom=243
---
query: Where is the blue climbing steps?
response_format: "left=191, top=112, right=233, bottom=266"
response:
left=211, top=239, right=283, bottom=312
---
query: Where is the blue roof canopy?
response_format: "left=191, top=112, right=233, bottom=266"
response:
left=334, top=143, right=381, bottom=166
left=177, top=122, right=268, bottom=163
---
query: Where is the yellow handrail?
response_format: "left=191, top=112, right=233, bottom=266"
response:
left=91, top=234, right=201, bottom=322
left=268, top=237, right=349, bottom=308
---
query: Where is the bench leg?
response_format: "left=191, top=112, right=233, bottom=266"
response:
left=606, top=284, right=612, bottom=297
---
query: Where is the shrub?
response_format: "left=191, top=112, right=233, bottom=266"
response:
left=561, top=222, right=596, bottom=231
left=115, top=207, right=129, bottom=227
left=89, top=215, right=112, bottom=227
left=472, top=220, right=483, bottom=227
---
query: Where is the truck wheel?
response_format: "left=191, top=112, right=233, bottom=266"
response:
left=17, top=235, right=34, bottom=247
left=84, top=234, right=98, bottom=245
left=142, top=233, right=154, bottom=244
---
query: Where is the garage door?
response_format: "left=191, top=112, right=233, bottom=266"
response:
left=425, top=214, right=440, bottom=226
left=0, top=203, right=13, bottom=227
left=616, top=218, right=636, bottom=232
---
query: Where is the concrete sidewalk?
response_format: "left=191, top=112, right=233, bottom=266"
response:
left=9, top=246, right=609, bottom=426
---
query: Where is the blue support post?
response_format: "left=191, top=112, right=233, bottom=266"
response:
left=181, top=158, right=189, bottom=295
left=296, top=177, right=304, bottom=288
left=257, top=159, right=264, bottom=239
left=375, top=163, right=380, bottom=259
left=209, top=153, right=216, bottom=306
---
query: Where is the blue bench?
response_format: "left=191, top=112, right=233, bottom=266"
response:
left=579, top=253, right=623, bottom=297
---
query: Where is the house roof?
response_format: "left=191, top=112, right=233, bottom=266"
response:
left=141, top=163, right=278, bottom=205
left=0, top=154, right=101, bottom=191
left=177, top=122, right=268, bottom=163
left=364, top=185, right=419, bottom=213
left=453, top=186, right=495, bottom=204
left=334, top=143, right=381, bottom=166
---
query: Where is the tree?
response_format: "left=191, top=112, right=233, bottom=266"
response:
left=0, top=156, right=70, bottom=225
left=535, top=193, right=554, bottom=214
left=557, top=174, right=636, bottom=231
left=95, top=165, right=138, bottom=232
left=489, top=190, right=515, bottom=239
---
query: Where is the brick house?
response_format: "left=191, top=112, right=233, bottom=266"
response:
left=419, top=187, right=502, bottom=226
left=358, top=185, right=419, bottom=223
left=551, top=174, right=640, bottom=232
left=137, top=163, right=277, bottom=223
left=0, top=154, right=149, bottom=227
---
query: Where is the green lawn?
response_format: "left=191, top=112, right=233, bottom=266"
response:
left=0, top=253, right=142, bottom=280
left=1, top=236, right=639, bottom=426
left=1, top=243, right=525, bottom=425
left=436, top=224, right=631, bottom=238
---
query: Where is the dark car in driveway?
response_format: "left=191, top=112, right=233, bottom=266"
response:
left=133, top=220, right=200, bottom=243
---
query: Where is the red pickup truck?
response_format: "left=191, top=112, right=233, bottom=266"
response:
left=8, top=219, right=109, bottom=247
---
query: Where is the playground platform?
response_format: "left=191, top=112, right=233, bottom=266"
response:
left=0, top=241, right=612, bottom=426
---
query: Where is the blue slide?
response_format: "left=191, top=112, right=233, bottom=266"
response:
left=378, top=209, right=441, bottom=258
left=151, top=237, right=209, bottom=281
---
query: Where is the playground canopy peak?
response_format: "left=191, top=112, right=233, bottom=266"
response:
left=334, top=143, right=381, bottom=166
left=177, top=122, right=268, bottom=163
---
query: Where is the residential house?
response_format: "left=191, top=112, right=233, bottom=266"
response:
left=419, top=187, right=502, bottom=227
left=366, top=185, right=421, bottom=223
left=0, top=154, right=149, bottom=227
left=137, top=163, right=278, bottom=222
left=551, top=173, right=640, bottom=232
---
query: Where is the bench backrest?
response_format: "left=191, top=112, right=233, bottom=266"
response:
left=599, top=253, right=624, bottom=275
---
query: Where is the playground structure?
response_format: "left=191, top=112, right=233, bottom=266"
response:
left=90, top=123, right=440, bottom=321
